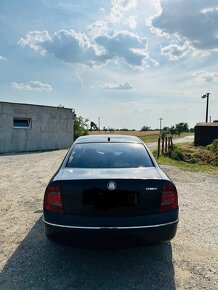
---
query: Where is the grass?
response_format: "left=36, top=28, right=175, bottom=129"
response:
left=175, top=142, right=218, bottom=166
left=89, top=130, right=160, bottom=137
left=140, top=134, right=160, bottom=143
left=157, top=156, right=218, bottom=175
left=155, top=141, right=218, bottom=175
left=90, top=130, right=193, bottom=144
left=90, top=130, right=193, bottom=140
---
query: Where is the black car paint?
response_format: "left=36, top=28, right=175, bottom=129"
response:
left=43, top=135, right=179, bottom=243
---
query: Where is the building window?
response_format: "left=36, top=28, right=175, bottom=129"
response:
left=13, top=118, right=32, bottom=128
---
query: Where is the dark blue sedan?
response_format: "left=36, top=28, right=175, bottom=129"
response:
left=43, top=135, right=179, bottom=243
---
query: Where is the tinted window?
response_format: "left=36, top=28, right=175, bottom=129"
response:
left=13, top=118, right=32, bottom=128
left=66, top=143, right=153, bottom=168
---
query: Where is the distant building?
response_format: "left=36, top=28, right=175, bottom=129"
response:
left=0, top=101, right=74, bottom=153
left=194, top=122, right=218, bottom=146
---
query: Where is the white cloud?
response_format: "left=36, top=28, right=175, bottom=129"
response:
left=109, top=0, right=138, bottom=24
left=18, top=30, right=106, bottom=67
left=150, top=0, right=218, bottom=53
left=87, top=20, right=109, bottom=38
left=88, top=0, right=138, bottom=39
left=11, top=81, right=53, bottom=91
left=0, top=56, right=7, bottom=61
left=95, top=30, right=148, bottom=67
left=19, top=29, right=150, bottom=68
left=102, top=82, right=133, bottom=90
left=161, top=43, right=189, bottom=60
left=18, top=31, right=51, bottom=54
left=128, top=15, right=137, bottom=29
left=193, top=71, right=218, bottom=82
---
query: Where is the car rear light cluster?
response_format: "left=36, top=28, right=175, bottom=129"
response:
left=44, top=182, right=64, bottom=213
left=160, top=182, right=178, bottom=212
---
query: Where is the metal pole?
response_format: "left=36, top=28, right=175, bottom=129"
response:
left=201, top=93, right=210, bottom=123
left=159, top=118, right=163, bottom=135
left=98, top=117, right=100, bottom=133
left=206, top=94, right=209, bottom=123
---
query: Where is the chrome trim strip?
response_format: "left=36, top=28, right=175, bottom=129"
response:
left=43, top=219, right=179, bottom=230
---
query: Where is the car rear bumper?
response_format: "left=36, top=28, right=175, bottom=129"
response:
left=43, top=209, right=179, bottom=243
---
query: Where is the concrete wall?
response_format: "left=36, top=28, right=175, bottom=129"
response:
left=0, top=102, right=74, bottom=153
left=194, top=122, right=218, bottom=146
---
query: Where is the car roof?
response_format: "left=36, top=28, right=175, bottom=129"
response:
left=74, top=134, right=143, bottom=144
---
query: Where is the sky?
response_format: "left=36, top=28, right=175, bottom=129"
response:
left=0, top=0, right=218, bottom=130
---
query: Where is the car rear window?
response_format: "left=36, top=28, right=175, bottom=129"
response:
left=66, top=143, right=154, bottom=168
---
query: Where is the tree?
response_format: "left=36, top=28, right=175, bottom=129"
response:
left=175, top=122, right=189, bottom=137
left=160, top=130, right=167, bottom=138
left=90, top=121, right=99, bottom=131
left=161, top=126, right=169, bottom=134
left=74, top=115, right=89, bottom=139
left=169, top=126, right=177, bottom=137
left=141, top=125, right=150, bottom=131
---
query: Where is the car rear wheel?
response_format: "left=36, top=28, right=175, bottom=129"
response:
left=44, top=224, right=60, bottom=241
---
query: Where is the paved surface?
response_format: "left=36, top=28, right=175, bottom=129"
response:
left=0, top=148, right=217, bottom=290
left=146, top=135, right=194, bottom=150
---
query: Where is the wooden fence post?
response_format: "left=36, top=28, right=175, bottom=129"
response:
left=167, top=137, right=170, bottom=152
left=165, top=137, right=168, bottom=154
left=161, top=138, right=164, bottom=155
left=157, top=137, right=160, bottom=157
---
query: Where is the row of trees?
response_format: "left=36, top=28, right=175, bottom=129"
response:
left=140, top=122, right=193, bottom=137
left=161, top=122, right=193, bottom=137
left=74, top=115, right=193, bottom=139
left=74, top=116, right=137, bottom=137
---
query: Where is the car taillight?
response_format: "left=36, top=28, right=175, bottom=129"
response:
left=160, top=182, right=178, bottom=212
left=44, top=182, right=64, bottom=213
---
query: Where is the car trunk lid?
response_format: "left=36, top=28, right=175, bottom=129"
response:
left=59, top=168, right=164, bottom=216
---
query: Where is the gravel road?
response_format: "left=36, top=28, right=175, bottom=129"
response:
left=0, top=149, right=217, bottom=290
left=146, top=135, right=194, bottom=150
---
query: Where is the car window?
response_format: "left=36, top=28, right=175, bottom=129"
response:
left=66, top=143, right=154, bottom=168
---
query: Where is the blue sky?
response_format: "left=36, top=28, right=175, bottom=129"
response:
left=0, top=0, right=218, bottom=129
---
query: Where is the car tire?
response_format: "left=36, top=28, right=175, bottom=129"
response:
left=44, top=224, right=60, bottom=241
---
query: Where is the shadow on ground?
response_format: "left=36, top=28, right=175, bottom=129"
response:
left=0, top=218, right=176, bottom=290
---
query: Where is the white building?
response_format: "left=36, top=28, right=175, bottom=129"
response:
left=0, top=101, right=74, bottom=153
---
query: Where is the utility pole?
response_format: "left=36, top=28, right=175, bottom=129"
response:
left=201, top=93, right=210, bottom=123
left=159, top=118, right=163, bottom=135
left=98, top=117, right=101, bottom=133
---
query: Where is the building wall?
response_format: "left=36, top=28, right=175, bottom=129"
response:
left=194, top=123, right=218, bottom=146
left=0, top=102, right=74, bottom=153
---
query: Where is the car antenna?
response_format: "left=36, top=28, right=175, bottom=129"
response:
left=108, top=137, right=110, bottom=142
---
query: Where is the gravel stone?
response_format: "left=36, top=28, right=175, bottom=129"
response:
left=0, top=150, right=217, bottom=290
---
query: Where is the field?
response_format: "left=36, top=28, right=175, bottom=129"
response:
left=89, top=130, right=161, bottom=143
left=89, top=130, right=160, bottom=137
left=89, top=131, right=194, bottom=144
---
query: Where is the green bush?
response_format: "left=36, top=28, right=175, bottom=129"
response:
left=74, top=115, right=89, bottom=139
left=211, top=139, right=218, bottom=152
left=170, top=144, right=184, bottom=161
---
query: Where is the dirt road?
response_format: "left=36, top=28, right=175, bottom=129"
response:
left=146, top=135, right=194, bottom=150
left=0, top=149, right=217, bottom=290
